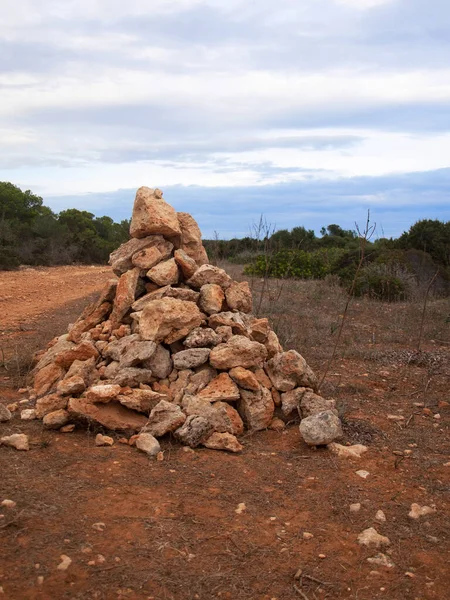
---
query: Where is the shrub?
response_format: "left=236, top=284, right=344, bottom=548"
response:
left=245, top=248, right=346, bottom=279
left=353, top=263, right=416, bottom=301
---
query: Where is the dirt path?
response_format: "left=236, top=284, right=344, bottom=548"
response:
left=0, top=267, right=449, bottom=600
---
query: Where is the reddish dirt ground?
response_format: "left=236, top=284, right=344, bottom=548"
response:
left=0, top=266, right=449, bottom=600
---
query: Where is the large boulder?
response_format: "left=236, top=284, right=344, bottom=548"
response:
left=68, top=397, right=148, bottom=432
left=109, top=236, right=164, bottom=275
left=187, top=265, right=232, bottom=290
left=225, top=281, right=252, bottom=313
left=174, top=415, right=214, bottom=448
left=131, top=237, right=173, bottom=270
left=143, top=400, right=186, bottom=437
left=139, top=297, right=204, bottom=344
left=196, top=373, right=240, bottom=402
left=177, top=212, right=208, bottom=265
left=130, top=187, right=181, bottom=239
left=299, top=410, right=343, bottom=446
left=237, top=386, right=274, bottom=431
left=147, top=258, right=179, bottom=286
left=199, top=284, right=225, bottom=315
left=172, top=348, right=210, bottom=370
left=110, top=267, right=141, bottom=328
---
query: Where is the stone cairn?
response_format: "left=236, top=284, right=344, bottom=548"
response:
left=29, top=187, right=343, bottom=456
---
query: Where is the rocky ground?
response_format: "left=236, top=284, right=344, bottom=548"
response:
left=0, top=265, right=449, bottom=600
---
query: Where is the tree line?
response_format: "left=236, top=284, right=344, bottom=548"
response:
left=0, top=182, right=129, bottom=269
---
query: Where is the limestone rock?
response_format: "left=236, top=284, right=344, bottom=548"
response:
left=119, top=340, right=157, bottom=368
left=34, top=362, right=65, bottom=397
left=408, top=503, right=436, bottom=519
left=143, top=400, right=186, bottom=437
left=185, top=366, right=218, bottom=395
left=117, top=388, right=167, bottom=413
left=366, top=553, right=395, bottom=568
left=0, top=433, right=29, bottom=451
left=43, top=409, right=70, bottom=429
left=34, top=335, right=74, bottom=372
left=139, top=297, right=204, bottom=344
left=199, top=284, right=225, bottom=315
left=183, top=327, right=220, bottom=348
left=35, top=394, right=68, bottom=418
left=208, top=312, right=249, bottom=336
left=113, top=367, right=154, bottom=387
left=173, top=348, right=210, bottom=370
left=357, top=528, right=390, bottom=548
left=102, top=334, right=141, bottom=361
left=264, top=330, right=283, bottom=358
left=328, top=443, right=368, bottom=459
left=299, top=390, right=337, bottom=418
left=68, top=397, right=147, bottom=432
left=203, top=432, right=243, bottom=453
left=133, top=286, right=200, bottom=309
left=182, top=396, right=244, bottom=435
left=174, top=415, right=214, bottom=448
left=110, top=267, right=141, bottom=329
left=0, top=404, right=12, bottom=422
left=250, top=318, right=270, bottom=343
left=299, top=410, right=343, bottom=446
left=238, top=386, right=274, bottom=431
left=131, top=238, right=173, bottom=270
left=229, top=367, right=260, bottom=391
left=253, top=368, right=272, bottom=389
left=85, top=384, right=122, bottom=403
left=265, top=350, right=317, bottom=392
left=21, top=409, right=36, bottom=421
left=177, top=212, right=208, bottom=265
left=210, top=336, right=267, bottom=370
left=64, top=358, right=97, bottom=385
left=187, top=264, right=231, bottom=290
left=268, top=417, right=286, bottom=431
left=147, top=258, right=179, bottom=286
left=136, top=432, right=161, bottom=457
left=197, top=373, right=240, bottom=402
left=109, top=235, right=165, bottom=275
left=225, top=281, right=252, bottom=313
left=95, top=434, right=114, bottom=446
left=280, top=388, right=304, bottom=417
left=174, top=248, right=198, bottom=279
left=130, top=187, right=181, bottom=239
left=57, top=375, right=86, bottom=396
left=143, top=344, right=173, bottom=379
left=169, top=369, right=193, bottom=404
left=68, top=301, right=112, bottom=344
left=53, top=340, right=99, bottom=370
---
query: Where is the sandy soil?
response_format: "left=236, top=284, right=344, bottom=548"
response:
left=0, top=266, right=449, bottom=600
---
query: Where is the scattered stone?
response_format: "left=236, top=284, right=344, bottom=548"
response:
left=350, top=503, right=361, bottom=513
left=328, top=443, right=368, bottom=459
left=95, top=434, right=114, bottom=446
left=1, top=499, right=16, bottom=508
left=367, top=553, right=395, bottom=568
left=0, top=405, right=12, bottom=422
left=299, top=389, right=337, bottom=418
left=68, top=398, right=147, bottom=432
left=266, top=350, right=317, bottom=391
left=357, top=528, right=390, bottom=548
left=43, top=409, right=70, bottom=429
left=135, top=433, right=161, bottom=457
left=299, top=410, right=343, bottom=446
left=203, top=432, right=243, bottom=453
left=268, top=417, right=285, bottom=431
left=60, top=424, right=76, bottom=433
left=0, top=433, right=29, bottom=451
left=375, top=510, right=386, bottom=523
left=235, top=503, right=246, bottom=514
left=355, top=470, right=370, bottom=479
left=387, top=414, right=405, bottom=421
left=303, top=532, right=314, bottom=540
left=57, top=555, right=72, bottom=571
left=408, top=503, right=436, bottom=519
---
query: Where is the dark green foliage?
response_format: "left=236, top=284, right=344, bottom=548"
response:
left=0, top=182, right=129, bottom=269
left=245, top=248, right=345, bottom=279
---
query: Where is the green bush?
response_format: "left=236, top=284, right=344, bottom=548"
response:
left=353, top=263, right=414, bottom=301
left=245, top=248, right=345, bottom=279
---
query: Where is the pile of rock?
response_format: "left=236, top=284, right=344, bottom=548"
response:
left=27, top=187, right=343, bottom=454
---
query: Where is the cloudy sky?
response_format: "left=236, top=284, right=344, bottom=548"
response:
left=1, top=0, right=449, bottom=238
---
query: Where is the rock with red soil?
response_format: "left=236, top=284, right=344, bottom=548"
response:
left=203, top=432, right=243, bottom=453
left=35, top=394, right=68, bottom=418
left=139, top=297, right=204, bottom=344
left=299, top=410, right=343, bottom=446
left=68, top=397, right=147, bottom=432
left=143, top=400, right=186, bottom=437
left=199, top=284, right=225, bottom=315
left=0, top=404, right=12, bottom=422
left=183, top=327, right=220, bottom=348
left=0, top=433, right=29, bottom=451
left=265, top=350, right=317, bottom=392
left=110, top=267, right=141, bottom=328
left=225, top=281, right=252, bottom=313
left=130, top=187, right=181, bottom=239
left=187, top=264, right=231, bottom=290
left=209, top=336, right=267, bottom=370
left=117, top=388, right=167, bottom=413
left=34, top=362, right=65, bottom=397
left=131, top=237, right=173, bottom=270
left=196, top=373, right=240, bottom=402
left=229, top=367, right=260, bottom=391
left=119, top=340, right=157, bottom=368
left=102, top=334, right=141, bottom=361
left=177, top=212, right=208, bottom=265
left=112, top=367, right=154, bottom=387
left=172, top=348, right=210, bottom=370
left=84, top=384, right=122, bottom=403
left=299, top=390, right=337, bottom=418
left=237, top=386, right=274, bottom=431
left=182, top=396, right=244, bottom=435
left=57, top=375, right=86, bottom=396
left=135, top=433, right=161, bottom=457
left=147, top=258, right=179, bottom=286
left=174, top=248, right=198, bottom=279
left=53, top=340, right=99, bottom=370
left=174, top=415, right=214, bottom=448
left=43, top=409, right=70, bottom=429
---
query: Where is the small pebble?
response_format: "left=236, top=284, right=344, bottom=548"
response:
left=350, top=503, right=361, bottom=513
left=37, top=576, right=44, bottom=585
left=375, top=510, right=386, bottom=523
left=1, top=499, right=16, bottom=508
left=318, top=554, right=326, bottom=559
left=92, top=522, right=106, bottom=531
left=355, top=470, right=370, bottom=479
left=57, top=555, right=72, bottom=571
left=303, top=532, right=314, bottom=540
left=235, top=503, right=246, bottom=514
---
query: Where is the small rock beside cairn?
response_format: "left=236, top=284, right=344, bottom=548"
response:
left=28, top=187, right=342, bottom=454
